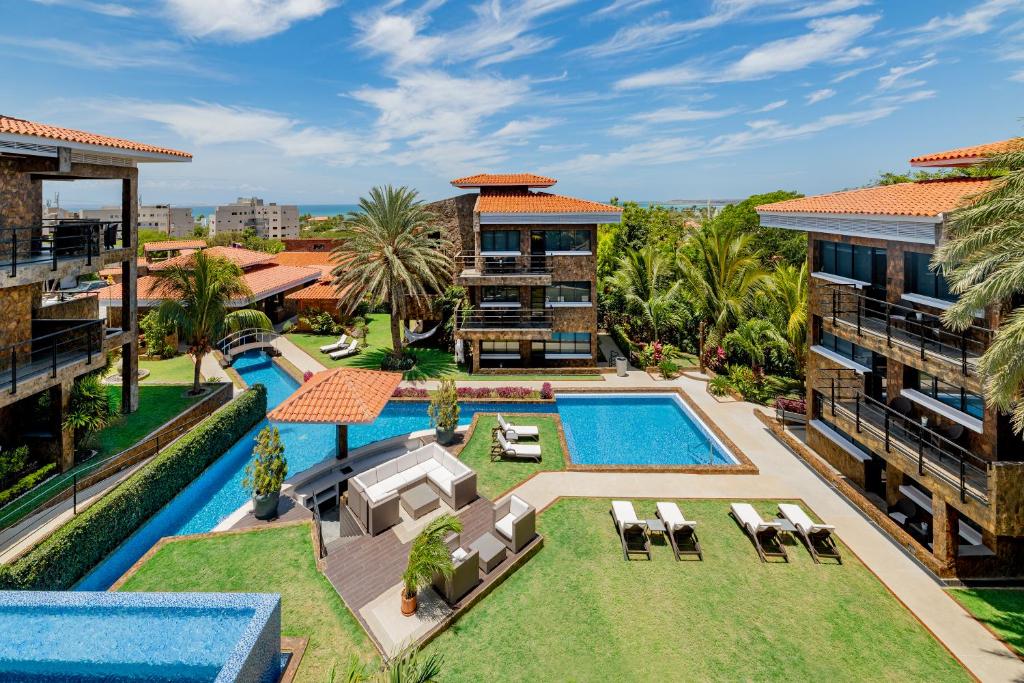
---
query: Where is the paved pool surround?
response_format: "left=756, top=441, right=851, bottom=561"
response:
left=0, top=591, right=281, bottom=682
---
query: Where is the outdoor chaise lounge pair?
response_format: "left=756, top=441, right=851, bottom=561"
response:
left=730, top=502, right=841, bottom=564
left=319, top=334, right=359, bottom=360
left=491, top=415, right=542, bottom=462
left=610, top=500, right=702, bottom=562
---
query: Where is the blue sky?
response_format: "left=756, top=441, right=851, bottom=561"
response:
left=4, top=0, right=1023, bottom=207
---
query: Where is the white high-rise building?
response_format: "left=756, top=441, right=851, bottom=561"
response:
left=79, top=204, right=194, bottom=237
left=214, top=197, right=299, bottom=239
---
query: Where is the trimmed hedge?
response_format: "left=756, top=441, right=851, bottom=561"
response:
left=610, top=325, right=634, bottom=363
left=0, top=384, right=267, bottom=590
left=0, top=463, right=57, bottom=507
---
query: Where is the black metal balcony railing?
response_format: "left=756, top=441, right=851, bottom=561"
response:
left=0, top=319, right=112, bottom=395
left=457, top=254, right=551, bottom=276
left=814, top=375, right=988, bottom=504
left=1, top=221, right=124, bottom=277
left=458, top=308, right=553, bottom=330
left=820, top=283, right=994, bottom=377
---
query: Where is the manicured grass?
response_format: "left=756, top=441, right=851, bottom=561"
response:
left=118, top=524, right=375, bottom=683
left=92, top=385, right=202, bottom=458
left=138, top=354, right=199, bottom=384
left=458, top=415, right=566, bottom=499
left=426, top=498, right=969, bottom=682
left=950, top=588, right=1024, bottom=657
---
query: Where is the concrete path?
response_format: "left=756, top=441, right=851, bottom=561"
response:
left=504, top=373, right=1024, bottom=683
left=272, top=335, right=327, bottom=375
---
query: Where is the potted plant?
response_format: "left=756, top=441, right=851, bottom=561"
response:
left=427, top=379, right=459, bottom=446
left=401, top=514, right=463, bottom=616
left=243, top=425, right=288, bottom=520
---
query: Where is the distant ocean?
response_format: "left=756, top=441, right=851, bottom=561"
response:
left=190, top=203, right=361, bottom=218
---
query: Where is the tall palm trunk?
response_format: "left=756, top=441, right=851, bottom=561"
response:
left=192, top=352, right=204, bottom=395
left=390, top=312, right=403, bottom=357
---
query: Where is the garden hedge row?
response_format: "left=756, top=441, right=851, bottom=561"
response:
left=0, top=384, right=267, bottom=590
left=0, top=463, right=57, bottom=507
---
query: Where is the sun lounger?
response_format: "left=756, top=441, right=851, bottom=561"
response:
left=611, top=500, right=650, bottom=560
left=778, top=503, right=841, bottom=564
left=319, top=334, right=348, bottom=353
left=656, top=502, right=702, bottom=561
left=730, top=503, right=788, bottom=562
left=497, top=414, right=539, bottom=441
left=328, top=339, right=359, bottom=360
left=492, top=431, right=541, bottom=462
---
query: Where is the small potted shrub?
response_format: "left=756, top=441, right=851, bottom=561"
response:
left=401, top=515, right=462, bottom=616
left=243, top=425, right=288, bottom=520
left=427, top=379, right=460, bottom=446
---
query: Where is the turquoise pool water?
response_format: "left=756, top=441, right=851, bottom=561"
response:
left=557, top=393, right=735, bottom=466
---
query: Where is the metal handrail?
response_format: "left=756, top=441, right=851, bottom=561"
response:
left=1, top=221, right=124, bottom=276
left=217, top=327, right=280, bottom=355
left=458, top=308, right=553, bottom=329
left=814, top=376, right=987, bottom=504
left=1, top=319, right=106, bottom=394
left=457, top=253, right=551, bottom=275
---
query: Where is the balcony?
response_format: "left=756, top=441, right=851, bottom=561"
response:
left=816, top=283, right=992, bottom=392
left=457, top=308, right=553, bottom=339
left=0, top=319, right=124, bottom=404
left=1, top=221, right=127, bottom=285
left=455, top=254, right=552, bottom=286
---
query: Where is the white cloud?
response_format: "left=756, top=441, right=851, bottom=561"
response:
left=0, top=35, right=217, bottom=76
left=775, top=0, right=870, bottom=20
left=1012, top=70, right=1024, bottom=82
left=805, top=88, right=836, bottom=104
left=831, top=62, right=884, bottom=83
left=355, top=13, right=441, bottom=67
left=163, top=0, right=336, bottom=42
left=30, top=0, right=134, bottom=17
left=757, top=99, right=788, bottom=111
left=591, top=0, right=661, bottom=18
left=493, top=117, right=560, bottom=139
left=631, top=106, right=739, bottom=124
left=877, top=58, right=938, bottom=91
left=900, top=0, right=1023, bottom=47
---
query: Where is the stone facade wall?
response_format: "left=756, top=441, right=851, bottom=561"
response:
left=34, top=293, right=100, bottom=321
left=806, top=423, right=867, bottom=487
left=0, top=157, right=43, bottom=262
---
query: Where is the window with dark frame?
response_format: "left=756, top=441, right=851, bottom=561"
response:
left=481, top=230, right=520, bottom=253
left=481, top=340, right=520, bottom=355
left=906, top=368, right=983, bottom=419
left=531, top=229, right=592, bottom=252
left=904, top=251, right=954, bottom=301
left=531, top=332, right=591, bottom=355
left=544, top=281, right=591, bottom=303
left=481, top=286, right=520, bottom=304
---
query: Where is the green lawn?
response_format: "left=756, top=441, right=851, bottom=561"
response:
left=458, top=414, right=566, bottom=499
left=138, top=354, right=199, bottom=384
left=950, top=589, right=1024, bottom=657
left=288, top=313, right=602, bottom=381
left=118, top=524, right=374, bottom=683
left=92, top=385, right=202, bottom=458
left=426, top=498, right=969, bottom=682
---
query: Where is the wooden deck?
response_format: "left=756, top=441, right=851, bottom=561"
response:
left=229, top=495, right=312, bottom=531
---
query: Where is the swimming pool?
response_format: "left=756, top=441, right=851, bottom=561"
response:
left=557, top=393, right=736, bottom=466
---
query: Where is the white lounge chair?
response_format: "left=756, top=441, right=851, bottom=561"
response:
left=319, top=334, right=348, bottom=353
left=492, top=431, right=542, bottom=463
left=655, top=502, right=702, bottom=561
left=778, top=503, right=841, bottom=564
left=496, top=414, right=539, bottom=441
left=611, top=500, right=650, bottom=560
left=730, top=503, right=788, bottom=562
left=328, top=339, right=359, bottom=360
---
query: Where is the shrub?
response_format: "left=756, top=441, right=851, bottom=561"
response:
left=0, top=385, right=267, bottom=590
left=139, top=310, right=176, bottom=358
left=380, top=352, right=417, bottom=372
left=495, top=386, right=533, bottom=399
left=299, top=310, right=342, bottom=336
left=243, top=425, right=288, bottom=497
left=658, top=358, right=680, bottom=379
left=63, top=374, right=111, bottom=453
left=427, top=379, right=459, bottom=432
left=708, top=375, right=732, bottom=397
left=456, top=387, right=493, bottom=399
left=775, top=396, right=806, bottom=414
left=0, top=445, right=30, bottom=487
left=393, top=387, right=429, bottom=398
left=0, top=463, right=56, bottom=507
left=280, top=319, right=296, bottom=334
left=540, top=382, right=553, bottom=400
left=303, top=370, right=314, bottom=383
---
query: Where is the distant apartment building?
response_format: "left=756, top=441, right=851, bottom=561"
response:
left=0, top=114, right=190, bottom=471
left=80, top=204, right=194, bottom=238
left=42, top=206, right=78, bottom=221
left=757, top=139, right=1024, bottom=579
left=214, top=197, right=299, bottom=240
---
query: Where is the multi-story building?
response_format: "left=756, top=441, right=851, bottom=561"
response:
left=81, top=204, right=194, bottom=238
left=448, top=173, right=621, bottom=372
left=214, top=197, right=299, bottom=239
left=757, top=139, right=1024, bottom=578
left=0, top=114, right=190, bottom=470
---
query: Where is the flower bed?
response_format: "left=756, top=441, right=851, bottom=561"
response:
left=391, top=386, right=553, bottom=402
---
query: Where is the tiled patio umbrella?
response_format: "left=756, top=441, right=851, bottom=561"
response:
left=267, top=368, right=403, bottom=460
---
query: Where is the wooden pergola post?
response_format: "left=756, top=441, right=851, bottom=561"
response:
left=336, top=423, right=348, bottom=460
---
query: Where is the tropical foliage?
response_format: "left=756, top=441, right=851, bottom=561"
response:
left=427, top=379, right=460, bottom=432
left=402, top=514, right=463, bottom=599
left=63, top=373, right=111, bottom=454
left=934, top=141, right=1024, bottom=432
left=242, top=425, right=288, bottom=497
left=337, top=647, right=443, bottom=683
left=331, top=186, right=451, bottom=358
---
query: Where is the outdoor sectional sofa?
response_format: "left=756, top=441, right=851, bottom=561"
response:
left=347, top=442, right=478, bottom=535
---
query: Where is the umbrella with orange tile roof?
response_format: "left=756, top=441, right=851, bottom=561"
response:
left=267, top=368, right=403, bottom=459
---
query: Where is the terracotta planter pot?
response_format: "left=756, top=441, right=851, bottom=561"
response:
left=401, top=589, right=417, bottom=616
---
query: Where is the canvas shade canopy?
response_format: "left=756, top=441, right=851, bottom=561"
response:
left=266, top=368, right=403, bottom=459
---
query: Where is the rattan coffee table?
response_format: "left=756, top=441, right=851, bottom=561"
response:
left=401, top=483, right=440, bottom=519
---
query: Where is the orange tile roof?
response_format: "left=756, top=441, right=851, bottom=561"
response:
left=148, top=246, right=274, bottom=271
left=452, top=173, right=557, bottom=188
left=0, top=114, right=191, bottom=159
left=98, top=263, right=320, bottom=305
left=755, top=178, right=995, bottom=218
left=267, top=368, right=403, bottom=424
left=475, top=191, right=622, bottom=214
left=143, top=240, right=207, bottom=252
left=272, top=250, right=339, bottom=280
left=99, top=257, right=147, bottom=277
left=910, top=138, right=1023, bottom=166
left=285, top=281, right=346, bottom=301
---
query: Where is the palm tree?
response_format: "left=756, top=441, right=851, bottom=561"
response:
left=608, top=245, right=681, bottom=342
left=723, top=318, right=788, bottom=375
left=152, top=251, right=270, bottom=395
left=337, top=648, right=443, bottom=683
left=934, top=141, right=1024, bottom=432
left=769, top=262, right=809, bottom=375
left=331, top=186, right=452, bottom=358
left=401, top=513, right=463, bottom=612
left=677, top=223, right=770, bottom=369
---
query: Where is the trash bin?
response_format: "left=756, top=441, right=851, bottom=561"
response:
left=615, top=356, right=628, bottom=377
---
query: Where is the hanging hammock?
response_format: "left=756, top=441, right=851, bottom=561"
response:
left=403, top=324, right=441, bottom=344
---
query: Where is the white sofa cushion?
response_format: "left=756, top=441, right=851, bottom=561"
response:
left=452, top=547, right=468, bottom=562
left=365, top=481, right=394, bottom=504
left=377, top=460, right=398, bottom=480
left=395, top=452, right=418, bottom=471
left=510, top=496, right=529, bottom=517
left=428, top=468, right=455, bottom=496
left=419, top=459, right=441, bottom=473
left=357, top=469, right=378, bottom=486
left=496, top=513, right=515, bottom=540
